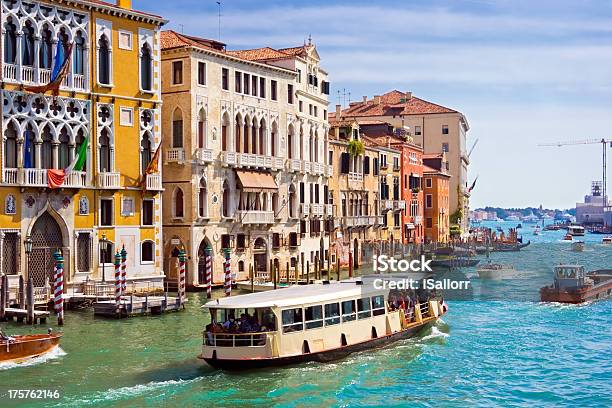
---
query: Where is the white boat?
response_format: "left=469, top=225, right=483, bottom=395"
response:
left=199, top=279, right=446, bottom=369
left=533, top=226, right=541, bottom=236
left=571, top=241, right=585, bottom=252
left=568, top=225, right=585, bottom=236
left=477, top=262, right=516, bottom=279
left=505, top=215, right=520, bottom=222
left=236, top=281, right=293, bottom=292
left=603, top=236, right=612, bottom=245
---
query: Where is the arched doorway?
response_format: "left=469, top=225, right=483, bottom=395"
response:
left=353, top=238, right=359, bottom=269
left=29, top=212, right=68, bottom=287
left=164, top=237, right=184, bottom=286
left=253, top=238, right=267, bottom=276
left=197, top=238, right=213, bottom=285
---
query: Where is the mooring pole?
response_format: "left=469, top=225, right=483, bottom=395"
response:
left=114, top=251, right=122, bottom=318
left=205, top=245, right=213, bottom=299
left=18, top=275, right=25, bottom=309
left=26, top=278, right=34, bottom=324
left=0, top=274, right=6, bottom=321
left=223, top=248, right=231, bottom=297
left=53, top=251, right=64, bottom=326
left=286, top=261, right=290, bottom=284
left=348, top=251, right=354, bottom=278
left=120, top=246, right=127, bottom=298
left=336, top=250, right=340, bottom=281
left=178, top=248, right=186, bottom=309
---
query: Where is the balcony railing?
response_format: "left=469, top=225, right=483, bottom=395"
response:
left=98, top=172, right=121, bottom=189
left=22, top=168, right=47, bottom=187
left=325, top=164, right=333, bottom=177
left=311, top=203, right=324, bottom=216
left=302, top=161, right=311, bottom=173
left=63, top=171, right=87, bottom=188
left=300, top=203, right=310, bottom=218
left=348, top=172, right=363, bottom=182
left=40, top=68, right=51, bottom=84
left=2, top=168, right=18, bottom=184
left=414, top=216, right=423, bottom=225
left=22, top=66, right=35, bottom=83
left=394, top=200, right=406, bottom=211
left=222, top=151, right=237, bottom=166
left=3, top=63, right=87, bottom=91
left=3, top=63, right=16, bottom=80
left=310, top=162, right=325, bottom=175
left=166, top=148, right=185, bottom=163
left=289, top=158, right=302, bottom=172
left=146, top=174, right=163, bottom=191
left=73, top=74, right=86, bottom=90
left=235, top=210, right=274, bottom=224
left=344, top=216, right=370, bottom=227
left=381, top=200, right=394, bottom=211
left=195, top=148, right=214, bottom=164
left=325, top=204, right=333, bottom=216
left=222, top=151, right=283, bottom=170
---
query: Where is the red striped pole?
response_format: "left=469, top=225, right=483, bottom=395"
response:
left=223, top=248, right=231, bottom=297
left=205, top=245, right=212, bottom=299
left=53, top=251, right=64, bottom=325
left=120, top=245, right=127, bottom=297
left=114, top=251, right=121, bottom=317
left=178, top=249, right=186, bottom=308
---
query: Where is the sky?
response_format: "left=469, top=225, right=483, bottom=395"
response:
left=134, top=0, right=612, bottom=210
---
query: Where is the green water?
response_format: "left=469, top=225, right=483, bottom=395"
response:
left=1, top=237, right=611, bottom=407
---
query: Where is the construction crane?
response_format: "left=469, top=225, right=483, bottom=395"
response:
left=538, top=138, right=611, bottom=206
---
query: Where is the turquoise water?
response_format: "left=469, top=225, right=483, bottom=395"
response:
left=0, top=223, right=610, bottom=407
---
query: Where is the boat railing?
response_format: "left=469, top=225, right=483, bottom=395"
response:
left=419, top=302, right=430, bottom=317
left=203, top=331, right=272, bottom=347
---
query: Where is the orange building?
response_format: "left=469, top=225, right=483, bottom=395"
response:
left=423, top=163, right=450, bottom=243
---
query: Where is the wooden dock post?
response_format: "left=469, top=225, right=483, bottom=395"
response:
left=295, top=261, right=299, bottom=285
left=178, top=249, right=186, bottom=309
left=273, top=262, right=277, bottom=290
left=0, top=274, right=7, bottom=321
left=336, top=250, right=340, bottom=281
left=249, top=264, right=254, bottom=293
left=326, top=252, right=330, bottom=278
left=348, top=252, right=353, bottom=278
left=306, top=261, right=310, bottom=283
left=26, top=278, right=34, bottom=324
left=315, top=254, right=319, bottom=280
left=18, top=275, right=25, bottom=309
left=286, top=262, right=290, bottom=284
left=114, top=251, right=122, bottom=318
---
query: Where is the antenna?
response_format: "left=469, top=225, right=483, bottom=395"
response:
left=179, top=24, right=184, bottom=34
left=216, top=1, right=222, bottom=41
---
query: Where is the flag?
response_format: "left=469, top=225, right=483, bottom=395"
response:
left=47, top=136, right=88, bottom=189
left=468, top=176, right=479, bottom=193
left=24, top=40, right=73, bottom=96
left=24, top=129, right=33, bottom=168
left=140, top=144, right=161, bottom=195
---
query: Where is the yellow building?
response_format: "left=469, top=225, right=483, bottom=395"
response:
left=0, top=0, right=166, bottom=290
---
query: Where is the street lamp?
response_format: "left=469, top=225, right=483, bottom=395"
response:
left=24, top=234, right=33, bottom=279
left=99, top=234, right=110, bottom=282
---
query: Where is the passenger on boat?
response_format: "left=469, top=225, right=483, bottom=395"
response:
left=222, top=315, right=238, bottom=332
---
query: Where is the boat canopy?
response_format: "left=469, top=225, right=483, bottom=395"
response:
left=202, top=280, right=383, bottom=309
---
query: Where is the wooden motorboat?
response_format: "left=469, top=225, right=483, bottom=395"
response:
left=541, top=265, right=612, bottom=303
left=0, top=331, right=62, bottom=363
left=562, top=234, right=573, bottom=241
left=236, top=281, right=293, bottom=292
left=477, top=262, right=516, bottom=279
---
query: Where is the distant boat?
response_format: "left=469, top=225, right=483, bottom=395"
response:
left=571, top=241, right=585, bottom=252
left=562, top=233, right=573, bottom=241
left=603, top=236, right=612, bottom=245
left=505, top=215, right=520, bottom=221
left=540, top=265, right=612, bottom=303
left=533, top=226, right=541, bottom=236
left=568, top=225, right=585, bottom=236
left=477, top=262, right=516, bottom=279
left=236, top=281, right=293, bottom=292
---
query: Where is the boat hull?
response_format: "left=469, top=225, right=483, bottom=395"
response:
left=201, top=318, right=439, bottom=370
left=540, top=281, right=612, bottom=304
left=0, top=334, right=62, bottom=363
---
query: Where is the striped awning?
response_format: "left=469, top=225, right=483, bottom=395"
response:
left=236, top=170, right=278, bottom=193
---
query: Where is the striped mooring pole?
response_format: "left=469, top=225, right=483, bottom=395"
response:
left=53, top=251, right=64, bottom=326
left=114, top=251, right=122, bottom=317
left=205, top=245, right=213, bottom=299
left=120, top=245, right=127, bottom=297
left=178, top=249, right=186, bottom=308
left=223, top=248, right=231, bottom=297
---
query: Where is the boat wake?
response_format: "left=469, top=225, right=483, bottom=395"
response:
left=421, top=326, right=450, bottom=341
left=0, top=346, right=66, bottom=370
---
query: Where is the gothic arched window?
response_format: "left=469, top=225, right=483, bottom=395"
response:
left=140, top=43, right=153, bottom=91
left=3, top=18, right=17, bottom=64
left=98, top=35, right=111, bottom=85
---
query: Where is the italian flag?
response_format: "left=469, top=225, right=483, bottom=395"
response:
left=48, top=137, right=88, bottom=189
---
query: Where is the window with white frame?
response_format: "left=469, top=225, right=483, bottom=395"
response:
left=142, top=199, right=154, bottom=226
left=118, top=30, right=133, bottom=50
left=120, top=107, right=133, bottom=126
left=141, top=240, right=154, bottom=263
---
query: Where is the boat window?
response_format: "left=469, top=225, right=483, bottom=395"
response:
left=357, top=297, right=372, bottom=319
left=282, top=308, right=304, bottom=333
left=341, top=300, right=356, bottom=322
left=305, top=305, right=323, bottom=329
left=324, top=302, right=340, bottom=326
left=206, top=307, right=276, bottom=334
left=371, top=295, right=386, bottom=316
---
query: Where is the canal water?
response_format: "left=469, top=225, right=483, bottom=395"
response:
left=1, top=223, right=610, bottom=407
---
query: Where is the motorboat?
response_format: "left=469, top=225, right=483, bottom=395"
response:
left=571, top=241, right=585, bottom=252
left=568, top=225, right=585, bottom=236
left=533, top=226, right=541, bottom=236
left=477, top=262, right=516, bottom=279
left=0, top=330, right=62, bottom=364
left=603, top=236, right=612, bottom=245
left=236, top=281, right=293, bottom=292
left=541, top=265, right=612, bottom=303
left=562, top=234, right=573, bottom=241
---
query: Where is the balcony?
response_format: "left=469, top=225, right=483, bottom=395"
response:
left=3, top=63, right=16, bottom=81
left=3, top=63, right=87, bottom=91
left=222, top=151, right=283, bottom=170
left=22, top=168, right=47, bottom=187
left=381, top=200, right=394, bottom=211
left=344, top=216, right=370, bottom=227
left=166, top=148, right=185, bottom=163
left=325, top=204, right=333, bottom=217
left=300, top=203, right=310, bottom=218
left=98, top=172, right=121, bottom=189
left=235, top=210, right=274, bottom=225
left=195, top=148, right=214, bottom=164
left=325, top=165, right=333, bottom=177
left=374, top=215, right=385, bottom=225
left=289, top=158, right=302, bottom=172
left=348, top=172, right=363, bottom=182
left=62, top=171, right=87, bottom=188
left=414, top=215, right=423, bottom=225
left=311, top=203, right=324, bottom=217
left=310, top=162, right=325, bottom=175
left=394, top=200, right=406, bottom=211
left=302, top=161, right=311, bottom=173
left=2, top=168, right=18, bottom=184
left=146, top=174, right=163, bottom=191
left=1, top=168, right=88, bottom=188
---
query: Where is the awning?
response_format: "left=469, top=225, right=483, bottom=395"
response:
left=411, top=173, right=420, bottom=177
left=405, top=223, right=415, bottom=229
left=236, top=170, right=278, bottom=193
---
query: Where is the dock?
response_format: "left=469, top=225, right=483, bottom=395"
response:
left=93, top=295, right=186, bottom=318
left=3, top=307, right=50, bottom=324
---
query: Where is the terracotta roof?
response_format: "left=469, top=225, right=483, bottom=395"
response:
left=278, top=45, right=311, bottom=57
left=339, top=90, right=459, bottom=118
left=423, top=153, right=444, bottom=159
left=160, top=30, right=224, bottom=52
left=226, top=47, right=291, bottom=62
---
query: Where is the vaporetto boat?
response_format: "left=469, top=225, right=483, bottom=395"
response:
left=199, top=280, right=447, bottom=369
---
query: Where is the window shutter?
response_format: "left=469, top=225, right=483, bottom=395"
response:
left=323, top=185, right=329, bottom=204
left=373, top=158, right=379, bottom=176
left=300, top=182, right=305, bottom=204
left=340, top=152, right=349, bottom=174
left=364, top=156, right=370, bottom=174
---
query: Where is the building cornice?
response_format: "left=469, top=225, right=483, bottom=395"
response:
left=56, top=0, right=167, bottom=25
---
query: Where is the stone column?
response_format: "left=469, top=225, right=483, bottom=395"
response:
left=52, top=141, right=59, bottom=169
left=34, top=142, right=42, bottom=168
left=33, top=36, right=40, bottom=83
left=15, top=33, right=23, bottom=82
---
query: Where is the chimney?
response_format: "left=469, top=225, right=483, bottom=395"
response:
left=362, top=96, right=367, bottom=103
left=405, top=91, right=412, bottom=100
left=335, top=104, right=341, bottom=118
left=116, top=0, right=132, bottom=9
left=373, top=95, right=381, bottom=105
